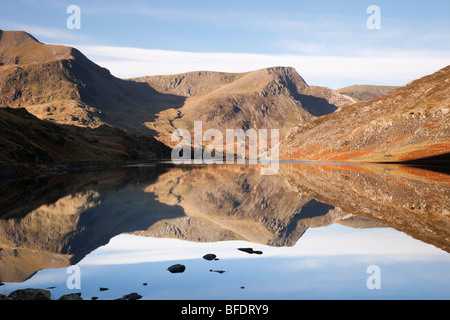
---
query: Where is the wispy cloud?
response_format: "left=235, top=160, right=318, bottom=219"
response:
left=74, top=44, right=450, bottom=88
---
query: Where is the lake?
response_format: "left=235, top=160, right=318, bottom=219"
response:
left=0, top=162, right=449, bottom=300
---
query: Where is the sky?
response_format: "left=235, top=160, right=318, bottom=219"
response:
left=1, top=0, right=449, bottom=88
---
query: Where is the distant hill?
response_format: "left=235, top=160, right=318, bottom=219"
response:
left=336, top=84, right=400, bottom=101
left=279, top=65, right=450, bottom=163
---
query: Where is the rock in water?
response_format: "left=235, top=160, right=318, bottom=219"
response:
left=203, top=253, right=217, bottom=261
left=238, top=248, right=263, bottom=255
left=8, top=288, right=51, bottom=300
left=209, top=269, right=226, bottom=274
left=116, top=293, right=142, bottom=300
left=167, top=264, right=186, bottom=273
left=58, top=293, right=83, bottom=300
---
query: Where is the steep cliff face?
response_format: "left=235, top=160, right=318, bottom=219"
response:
left=279, top=65, right=450, bottom=162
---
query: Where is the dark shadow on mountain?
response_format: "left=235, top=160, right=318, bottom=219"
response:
left=295, top=94, right=338, bottom=116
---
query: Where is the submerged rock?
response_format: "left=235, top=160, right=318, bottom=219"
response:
left=8, top=288, right=51, bottom=300
left=209, top=269, right=226, bottom=274
left=167, top=264, right=186, bottom=273
left=203, top=253, right=217, bottom=261
left=238, top=248, right=263, bottom=255
left=116, top=292, right=142, bottom=300
left=58, top=293, right=83, bottom=300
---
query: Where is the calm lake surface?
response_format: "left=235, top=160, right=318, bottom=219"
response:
left=0, top=162, right=449, bottom=300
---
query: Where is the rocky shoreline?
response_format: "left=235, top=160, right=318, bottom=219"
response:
left=0, top=288, right=143, bottom=301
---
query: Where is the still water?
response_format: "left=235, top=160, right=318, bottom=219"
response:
left=0, top=162, right=449, bottom=300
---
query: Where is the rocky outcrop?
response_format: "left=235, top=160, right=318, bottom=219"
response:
left=8, top=288, right=51, bottom=300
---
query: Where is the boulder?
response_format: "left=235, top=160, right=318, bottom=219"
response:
left=115, top=293, right=142, bottom=300
left=202, top=253, right=217, bottom=261
left=167, top=264, right=186, bottom=273
left=8, top=288, right=51, bottom=300
left=58, top=293, right=83, bottom=300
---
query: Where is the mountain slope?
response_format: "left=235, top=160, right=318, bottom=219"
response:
left=0, top=107, right=171, bottom=166
left=279, top=65, right=450, bottom=162
left=0, top=30, right=184, bottom=133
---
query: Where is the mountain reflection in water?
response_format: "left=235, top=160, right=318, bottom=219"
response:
left=0, top=162, right=449, bottom=299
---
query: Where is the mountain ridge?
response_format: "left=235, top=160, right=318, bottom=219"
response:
left=1, top=30, right=447, bottom=165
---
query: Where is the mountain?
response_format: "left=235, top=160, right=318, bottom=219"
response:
left=0, top=30, right=184, bottom=133
left=1, top=30, right=356, bottom=149
left=279, top=65, right=450, bottom=163
left=132, top=67, right=341, bottom=146
left=336, top=84, right=400, bottom=101
left=0, top=107, right=171, bottom=166
left=4, top=29, right=443, bottom=164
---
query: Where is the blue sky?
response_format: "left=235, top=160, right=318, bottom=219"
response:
left=1, top=0, right=449, bottom=88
